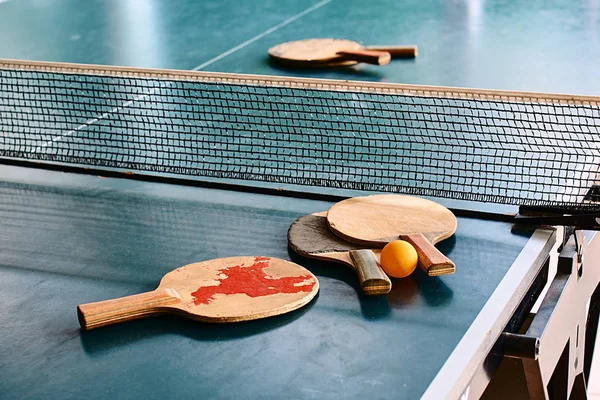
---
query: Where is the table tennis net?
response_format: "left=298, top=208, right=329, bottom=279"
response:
left=1, top=60, right=599, bottom=211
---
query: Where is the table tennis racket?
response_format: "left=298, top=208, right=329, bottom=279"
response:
left=268, top=38, right=392, bottom=67
left=77, top=256, right=319, bottom=330
left=288, top=212, right=391, bottom=295
left=363, top=44, right=418, bottom=58
left=327, top=194, right=457, bottom=277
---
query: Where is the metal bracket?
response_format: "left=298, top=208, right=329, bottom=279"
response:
left=497, top=230, right=600, bottom=399
left=514, top=213, right=600, bottom=230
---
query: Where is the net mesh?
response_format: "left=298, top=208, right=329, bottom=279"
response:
left=1, top=60, right=599, bottom=211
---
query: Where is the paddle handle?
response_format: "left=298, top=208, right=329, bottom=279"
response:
left=336, top=50, right=391, bottom=65
left=349, top=249, right=392, bottom=295
left=77, top=288, right=182, bottom=331
left=365, top=45, right=418, bottom=58
left=402, top=234, right=455, bottom=276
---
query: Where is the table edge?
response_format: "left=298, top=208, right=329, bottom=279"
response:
left=421, top=228, right=557, bottom=400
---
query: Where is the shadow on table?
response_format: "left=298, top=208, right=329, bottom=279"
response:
left=287, top=246, right=455, bottom=320
left=266, top=58, right=387, bottom=80
left=80, top=294, right=317, bottom=355
left=81, top=242, right=455, bottom=355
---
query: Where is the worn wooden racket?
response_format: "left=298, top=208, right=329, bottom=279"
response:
left=269, top=38, right=417, bottom=68
left=327, top=194, right=457, bottom=276
left=288, top=212, right=391, bottom=295
left=268, top=38, right=393, bottom=67
left=77, top=256, right=319, bottom=330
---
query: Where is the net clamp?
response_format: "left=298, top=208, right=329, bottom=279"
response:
left=513, top=213, right=600, bottom=230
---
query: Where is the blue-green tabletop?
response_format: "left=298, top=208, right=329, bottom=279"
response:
left=0, top=166, right=531, bottom=399
left=0, top=0, right=595, bottom=398
left=0, top=0, right=598, bottom=94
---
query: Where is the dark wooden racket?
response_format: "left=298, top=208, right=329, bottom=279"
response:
left=288, top=212, right=391, bottom=295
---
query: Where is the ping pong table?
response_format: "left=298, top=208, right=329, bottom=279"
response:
left=1, top=1, right=600, bottom=399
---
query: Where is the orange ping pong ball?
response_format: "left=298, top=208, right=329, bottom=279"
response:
left=380, top=240, right=418, bottom=278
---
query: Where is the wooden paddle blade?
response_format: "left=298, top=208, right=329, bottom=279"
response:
left=288, top=213, right=391, bottom=296
left=336, top=50, right=391, bottom=65
left=349, top=249, right=391, bottom=295
left=366, top=45, right=418, bottom=58
left=77, top=288, right=182, bottom=331
left=402, top=234, right=455, bottom=276
left=326, top=194, right=457, bottom=248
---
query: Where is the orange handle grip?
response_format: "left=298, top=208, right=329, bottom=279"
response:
left=336, top=50, right=391, bottom=65
left=402, top=233, right=455, bottom=276
left=366, top=45, right=418, bottom=58
left=77, top=288, right=181, bottom=330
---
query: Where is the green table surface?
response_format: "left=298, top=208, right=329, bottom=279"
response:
left=0, top=0, right=595, bottom=398
left=0, top=166, right=531, bottom=399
